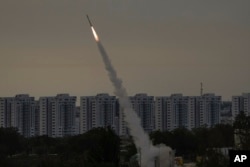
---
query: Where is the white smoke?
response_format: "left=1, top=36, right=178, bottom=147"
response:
left=90, top=23, right=173, bottom=166
left=96, top=41, right=160, bottom=167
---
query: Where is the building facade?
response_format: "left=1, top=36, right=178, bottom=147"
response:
left=130, top=94, right=155, bottom=133
left=198, top=94, right=221, bottom=127
left=39, top=97, right=53, bottom=136
left=39, top=94, right=76, bottom=137
left=0, top=94, right=39, bottom=137
left=0, top=92, right=229, bottom=137
left=155, top=94, right=221, bottom=131
left=119, top=93, right=155, bottom=136
left=80, top=94, right=119, bottom=134
left=232, top=93, right=250, bottom=119
left=0, top=97, right=14, bottom=128
left=155, top=94, right=189, bottom=131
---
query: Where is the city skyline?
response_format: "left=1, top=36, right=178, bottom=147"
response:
left=1, top=92, right=249, bottom=137
left=0, top=93, right=226, bottom=137
left=0, top=0, right=249, bottom=101
left=0, top=91, right=248, bottom=105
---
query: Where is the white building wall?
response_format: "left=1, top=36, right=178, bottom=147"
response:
left=0, top=95, right=38, bottom=137
left=187, top=97, right=196, bottom=130
left=155, top=94, right=190, bottom=131
left=119, top=106, right=128, bottom=136
left=39, top=97, right=53, bottom=136
left=15, top=94, right=37, bottom=137
left=80, top=96, right=96, bottom=134
left=232, top=93, right=250, bottom=119
left=0, top=98, right=14, bottom=128
left=39, top=94, right=76, bottom=138
left=155, top=97, right=164, bottom=131
left=134, top=94, right=154, bottom=133
left=51, top=94, right=76, bottom=138
left=198, top=94, right=221, bottom=127
left=243, top=94, right=250, bottom=116
left=0, top=98, right=5, bottom=127
left=80, top=94, right=119, bottom=134
left=155, top=94, right=221, bottom=131
left=74, top=107, right=80, bottom=135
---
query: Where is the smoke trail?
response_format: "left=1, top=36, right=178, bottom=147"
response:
left=89, top=24, right=172, bottom=166
left=96, top=41, right=159, bottom=167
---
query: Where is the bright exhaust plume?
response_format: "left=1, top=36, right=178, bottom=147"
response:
left=91, top=26, right=99, bottom=41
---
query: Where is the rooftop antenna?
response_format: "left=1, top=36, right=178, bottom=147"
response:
left=200, top=82, right=203, bottom=96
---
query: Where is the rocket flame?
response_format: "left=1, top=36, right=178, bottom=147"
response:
left=91, top=27, right=99, bottom=41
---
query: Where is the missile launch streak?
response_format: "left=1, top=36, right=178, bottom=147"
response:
left=86, top=15, right=93, bottom=26
left=86, top=15, right=99, bottom=41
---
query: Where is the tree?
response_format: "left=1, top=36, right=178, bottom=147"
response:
left=207, top=124, right=234, bottom=148
left=171, top=128, right=197, bottom=159
left=150, top=130, right=174, bottom=148
left=196, top=149, right=229, bottom=167
left=60, top=127, right=120, bottom=166
left=0, top=127, right=24, bottom=157
left=150, top=130, right=168, bottom=145
left=233, top=112, right=250, bottom=149
left=150, top=128, right=197, bottom=161
left=192, top=127, right=210, bottom=155
left=26, top=135, right=57, bottom=155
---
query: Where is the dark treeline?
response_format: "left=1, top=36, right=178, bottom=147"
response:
left=148, top=112, right=250, bottom=167
left=0, top=127, right=119, bottom=167
left=150, top=124, right=234, bottom=160
left=0, top=112, right=249, bottom=167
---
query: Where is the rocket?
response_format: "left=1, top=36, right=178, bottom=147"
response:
left=86, top=15, right=99, bottom=41
left=86, top=15, right=93, bottom=26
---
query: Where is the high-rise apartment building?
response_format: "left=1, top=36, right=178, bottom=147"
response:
left=0, top=97, right=14, bottom=128
left=119, top=94, right=154, bottom=136
left=131, top=94, right=155, bottom=133
left=0, top=92, right=225, bottom=137
left=198, top=94, right=221, bottom=127
left=187, top=96, right=199, bottom=130
left=232, top=93, right=250, bottom=119
left=220, top=101, right=232, bottom=125
left=51, top=94, right=76, bottom=137
left=155, top=94, right=189, bottom=131
left=39, top=94, right=76, bottom=137
left=80, top=94, right=119, bottom=134
left=75, top=106, right=80, bottom=135
left=39, top=97, right=53, bottom=136
left=0, top=94, right=39, bottom=137
left=155, top=94, right=221, bottom=131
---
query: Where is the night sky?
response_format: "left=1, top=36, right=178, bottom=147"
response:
left=0, top=0, right=249, bottom=102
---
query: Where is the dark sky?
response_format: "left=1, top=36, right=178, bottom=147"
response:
left=0, top=0, right=249, bottom=101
